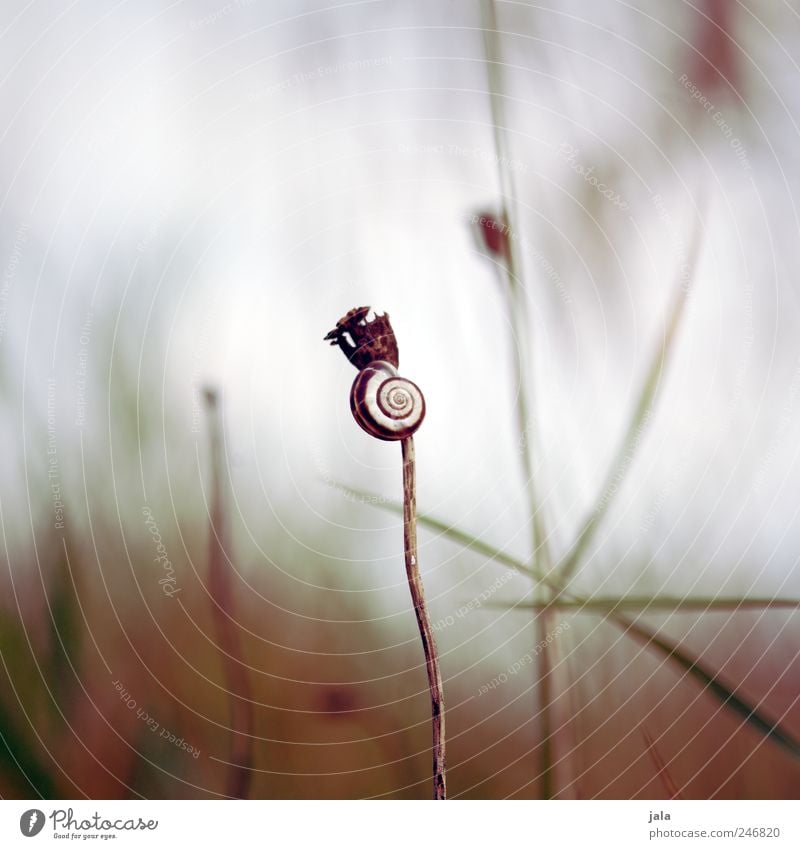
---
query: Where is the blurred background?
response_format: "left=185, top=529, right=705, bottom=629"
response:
left=1, top=0, right=799, bottom=799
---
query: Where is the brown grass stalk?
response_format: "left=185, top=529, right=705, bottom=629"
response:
left=204, top=388, right=254, bottom=799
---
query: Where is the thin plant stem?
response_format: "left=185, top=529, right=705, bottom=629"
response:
left=535, top=607, right=554, bottom=797
left=481, top=0, right=550, bottom=574
left=641, top=725, right=683, bottom=800
left=506, top=283, right=549, bottom=571
left=401, top=436, right=446, bottom=799
left=483, top=0, right=556, bottom=796
left=205, top=388, right=254, bottom=799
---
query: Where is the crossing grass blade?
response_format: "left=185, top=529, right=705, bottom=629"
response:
left=329, top=482, right=540, bottom=581
left=614, top=613, right=800, bottom=760
left=556, top=215, right=704, bottom=590
left=338, top=484, right=800, bottom=760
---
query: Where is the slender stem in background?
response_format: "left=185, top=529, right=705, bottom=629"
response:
left=641, top=726, right=683, bottom=800
left=535, top=603, right=555, bottom=798
left=481, top=0, right=551, bottom=575
left=205, top=388, right=254, bottom=799
left=483, top=0, right=557, bottom=798
left=401, top=436, right=446, bottom=800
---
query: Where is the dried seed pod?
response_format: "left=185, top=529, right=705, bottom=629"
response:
left=324, top=306, right=399, bottom=370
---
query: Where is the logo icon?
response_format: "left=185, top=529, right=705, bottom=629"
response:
left=19, top=810, right=45, bottom=837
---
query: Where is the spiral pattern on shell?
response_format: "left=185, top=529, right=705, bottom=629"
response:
left=350, top=361, right=426, bottom=441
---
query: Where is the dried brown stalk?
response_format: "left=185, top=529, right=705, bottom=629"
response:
left=204, top=388, right=254, bottom=799
left=326, top=307, right=446, bottom=799
left=402, top=436, right=446, bottom=799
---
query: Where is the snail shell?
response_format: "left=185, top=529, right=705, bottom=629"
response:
left=350, top=360, right=426, bottom=441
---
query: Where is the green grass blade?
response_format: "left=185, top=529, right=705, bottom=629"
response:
left=486, top=597, right=800, bottom=613
left=613, top=613, right=800, bottom=759
left=332, top=481, right=543, bottom=581
left=557, top=216, right=704, bottom=588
